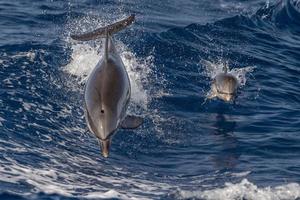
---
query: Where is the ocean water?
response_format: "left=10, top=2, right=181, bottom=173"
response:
left=0, top=0, right=300, bottom=199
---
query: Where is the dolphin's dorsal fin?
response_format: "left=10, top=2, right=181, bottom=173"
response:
left=120, top=115, right=143, bottom=129
left=71, top=14, right=135, bottom=41
left=223, top=65, right=228, bottom=73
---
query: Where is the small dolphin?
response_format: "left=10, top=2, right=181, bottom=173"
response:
left=71, top=15, right=143, bottom=158
left=208, top=66, right=239, bottom=102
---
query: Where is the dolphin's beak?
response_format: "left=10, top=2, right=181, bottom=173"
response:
left=99, top=139, right=111, bottom=158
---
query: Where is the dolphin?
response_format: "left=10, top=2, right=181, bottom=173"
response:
left=71, top=15, right=143, bottom=158
left=207, top=66, right=239, bottom=102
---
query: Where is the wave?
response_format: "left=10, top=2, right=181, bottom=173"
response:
left=255, top=0, right=300, bottom=29
left=1, top=178, right=299, bottom=200
left=176, top=179, right=300, bottom=200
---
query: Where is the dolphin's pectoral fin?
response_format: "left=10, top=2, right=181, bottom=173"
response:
left=121, top=115, right=143, bottom=129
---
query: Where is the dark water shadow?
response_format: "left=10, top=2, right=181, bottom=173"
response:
left=211, top=112, right=240, bottom=171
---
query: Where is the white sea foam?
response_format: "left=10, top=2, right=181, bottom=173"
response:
left=63, top=42, right=100, bottom=83
left=0, top=159, right=171, bottom=200
left=1, top=159, right=298, bottom=200
left=177, top=179, right=300, bottom=200
left=10, top=51, right=36, bottom=62
left=231, top=171, right=251, bottom=178
left=85, top=190, right=142, bottom=200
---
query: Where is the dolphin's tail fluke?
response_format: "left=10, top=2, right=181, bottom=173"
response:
left=70, top=14, right=135, bottom=41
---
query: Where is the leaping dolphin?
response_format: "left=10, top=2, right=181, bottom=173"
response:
left=71, top=15, right=143, bottom=158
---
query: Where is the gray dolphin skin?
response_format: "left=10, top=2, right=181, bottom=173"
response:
left=71, top=15, right=143, bottom=158
left=208, top=72, right=239, bottom=102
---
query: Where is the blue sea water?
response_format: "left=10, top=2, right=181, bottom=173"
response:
left=0, top=0, right=300, bottom=199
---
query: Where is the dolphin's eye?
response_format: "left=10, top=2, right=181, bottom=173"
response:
left=101, top=109, right=104, bottom=114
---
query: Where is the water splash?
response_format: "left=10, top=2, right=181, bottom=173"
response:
left=201, top=59, right=255, bottom=86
